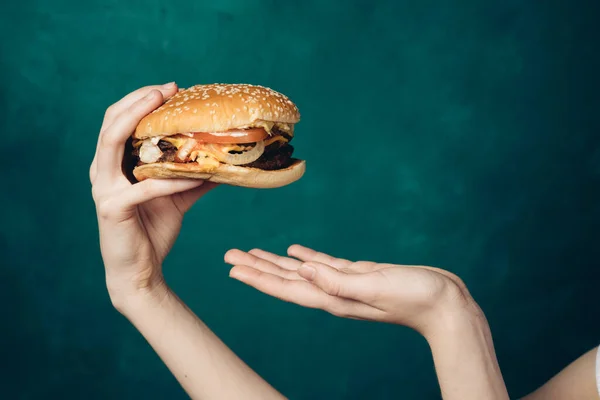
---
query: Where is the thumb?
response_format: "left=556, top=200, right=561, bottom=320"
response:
left=298, top=262, right=369, bottom=300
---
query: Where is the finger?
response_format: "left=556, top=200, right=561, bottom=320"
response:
left=173, top=182, right=219, bottom=214
left=225, top=249, right=303, bottom=281
left=90, top=82, right=179, bottom=184
left=287, top=244, right=353, bottom=270
left=100, top=82, right=178, bottom=133
left=120, top=179, right=205, bottom=209
left=298, top=261, right=374, bottom=301
left=96, top=90, right=165, bottom=183
left=247, top=248, right=302, bottom=271
left=229, top=265, right=381, bottom=319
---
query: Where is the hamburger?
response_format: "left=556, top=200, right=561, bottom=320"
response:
left=130, top=83, right=305, bottom=188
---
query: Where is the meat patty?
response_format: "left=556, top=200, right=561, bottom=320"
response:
left=243, top=143, right=294, bottom=170
left=158, top=141, right=177, bottom=162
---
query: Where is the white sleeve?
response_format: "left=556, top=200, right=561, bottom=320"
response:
left=596, top=345, right=600, bottom=396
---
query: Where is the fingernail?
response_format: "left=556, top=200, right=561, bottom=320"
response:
left=299, top=264, right=316, bottom=280
left=162, top=82, right=176, bottom=89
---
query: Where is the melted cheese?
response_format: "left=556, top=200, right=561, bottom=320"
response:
left=190, top=150, right=220, bottom=171
left=263, top=135, right=289, bottom=147
left=218, top=144, right=253, bottom=153
left=197, top=157, right=220, bottom=171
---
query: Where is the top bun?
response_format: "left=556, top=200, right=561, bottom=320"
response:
left=134, top=83, right=301, bottom=139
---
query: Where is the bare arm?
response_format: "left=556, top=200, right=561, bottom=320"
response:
left=91, top=83, right=285, bottom=400
left=224, top=244, right=600, bottom=400
left=521, top=346, right=599, bottom=400
left=115, top=284, right=285, bottom=400
left=425, top=303, right=509, bottom=400
left=224, top=245, right=510, bottom=400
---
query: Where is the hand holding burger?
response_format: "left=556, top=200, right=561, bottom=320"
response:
left=90, top=82, right=295, bottom=400
left=90, top=83, right=219, bottom=304
left=91, top=82, right=305, bottom=304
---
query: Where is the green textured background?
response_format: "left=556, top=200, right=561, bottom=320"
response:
left=1, top=1, right=599, bottom=399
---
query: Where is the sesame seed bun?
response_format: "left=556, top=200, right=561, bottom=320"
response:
left=134, top=83, right=301, bottom=139
left=133, top=159, right=306, bottom=189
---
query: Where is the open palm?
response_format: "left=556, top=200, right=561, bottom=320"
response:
left=225, top=245, right=470, bottom=333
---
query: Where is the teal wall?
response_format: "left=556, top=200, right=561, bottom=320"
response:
left=1, top=1, right=599, bottom=399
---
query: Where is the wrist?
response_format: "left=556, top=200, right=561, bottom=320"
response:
left=421, top=287, right=485, bottom=343
left=428, top=300, right=486, bottom=341
left=422, top=295, right=509, bottom=399
left=106, top=269, right=170, bottom=315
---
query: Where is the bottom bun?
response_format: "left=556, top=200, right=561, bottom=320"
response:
left=132, top=159, right=306, bottom=188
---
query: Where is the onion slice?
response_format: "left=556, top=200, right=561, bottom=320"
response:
left=176, top=138, right=198, bottom=162
left=139, top=139, right=163, bottom=163
left=207, top=141, right=265, bottom=165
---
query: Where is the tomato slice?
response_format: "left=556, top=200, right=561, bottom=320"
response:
left=191, top=128, right=268, bottom=144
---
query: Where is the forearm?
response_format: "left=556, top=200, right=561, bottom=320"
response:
left=521, top=346, right=599, bottom=400
left=113, top=281, right=285, bottom=400
left=425, top=302, right=509, bottom=400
